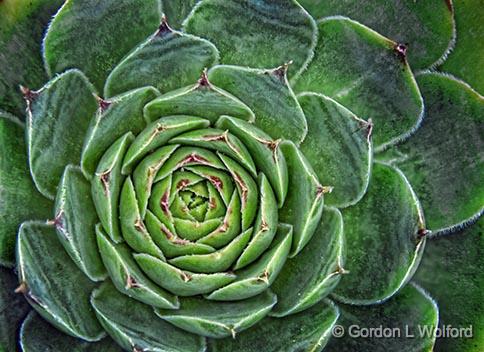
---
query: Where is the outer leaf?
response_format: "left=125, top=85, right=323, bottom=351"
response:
left=105, top=23, right=218, bottom=97
left=43, top=0, right=162, bottom=90
left=333, top=163, right=426, bottom=304
left=0, top=267, right=30, bottom=351
left=95, top=225, right=179, bottom=310
left=0, top=0, right=63, bottom=116
left=441, top=0, right=483, bottom=95
left=279, top=140, right=324, bottom=256
left=91, top=281, right=206, bottom=352
left=209, top=66, right=308, bottom=144
left=184, top=0, right=317, bottom=80
left=271, top=207, right=345, bottom=317
left=81, top=87, right=159, bottom=177
left=207, top=299, right=339, bottom=352
left=163, top=0, right=200, bottom=29
left=157, top=291, right=277, bottom=338
left=0, top=113, right=52, bottom=267
left=298, top=0, right=454, bottom=69
left=325, top=283, right=438, bottom=352
left=207, top=224, right=292, bottom=301
left=20, top=312, right=122, bottom=352
left=26, top=69, right=97, bottom=199
left=55, top=165, right=106, bottom=281
left=415, top=219, right=484, bottom=352
left=294, top=17, right=423, bottom=149
left=144, top=79, right=255, bottom=124
left=393, top=73, right=483, bottom=235
left=16, top=222, right=104, bottom=341
left=297, top=93, right=372, bottom=208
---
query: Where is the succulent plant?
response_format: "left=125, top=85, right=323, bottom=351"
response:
left=0, top=0, right=482, bottom=351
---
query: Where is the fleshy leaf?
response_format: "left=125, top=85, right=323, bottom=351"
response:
left=144, top=78, right=255, bottom=124
left=0, top=113, right=52, bottom=267
left=294, top=17, right=423, bottom=149
left=156, top=291, right=277, bottom=338
left=441, top=0, right=483, bottom=95
left=207, top=224, right=292, bottom=301
left=391, top=73, right=483, bottom=235
left=122, top=115, right=209, bottom=174
left=415, top=219, right=484, bottom=352
left=26, top=69, right=97, bottom=199
left=55, top=165, right=106, bottom=281
left=297, top=93, right=372, bottom=208
left=91, top=133, right=133, bottom=243
left=325, top=283, right=438, bottom=352
left=134, top=253, right=235, bottom=296
left=279, top=140, right=324, bottom=256
left=81, top=87, right=159, bottom=177
left=95, top=224, right=179, bottom=309
left=215, top=115, right=288, bottom=207
left=0, top=0, right=63, bottom=116
left=0, top=267, right=30, bottom=351
left=209, top=65, right=307, bottom=144
left=298, top=0, right=454, bottom=69
left=43, top=0, right=162, bottom=90
left=20, top=312, right=122, bottom=352
left=184, top=0, right=317, bottom=80
left=271, top=207, right=345, bottom=317
left=16, top=222, right=104, bottom=341
left=105, top=22, right=218, bottom=97
left=91, top=281, right=205, bottom=352
left=333, top=163, right=426, bottom=304
left=207, top=299, right=339, bottom=352
left=163, top=0, right=200, bottom=29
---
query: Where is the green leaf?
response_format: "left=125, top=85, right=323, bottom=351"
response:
left=207, top=224, right=292, bottom=301
left=169, top=227, right=252, bottom=273
left=215, top=115, right=288, bottom=207
left=81, top=86, right=159, bottom=177
left=122, top=115, right=210, bottom=175
left=441, top=0, right=483, bottom=95
left=162, top=0, right=200, bottom=29
left=144, top=78, right=255, bottom=124
left=95, top=224, right=179, bottom=309
left=43, top=0, right=162, bottom=90
left=0, top=113, right=52, bottom=267
left=0, top=0, right=63, bottom=117
left=184, top=0, right=317, bottom=80
left=105, top=22, right=218, bottom=97
left=156, top=291, right=277, bottom=338
left=91, top=281, right=205, bottom=352
left=271, top=207, right=345, bottom=317
left=0, top=267, right=30, bottom=351
left=333, top=163, right=426, bottom=304
left=279, top=141, right=324, bottom=256
left=391, top=73, right=483, bottom=234
left=298, top=0, right=454, bottom=69
left=297, top=93, right=372, bottom=208
left=20, top=312, right=123, bottom=352
left=16, top=222, right=104, bottom=341
left=294, top=17, right=423, bottom=149
left=26, top=70, right=97, bottom=199
left=207, top=299, right=339, bottom=352
left=171, top=128, right=257, bottom=177
left=134, top=253, right=236, bottom=296
left=209, top=66, right=308, bottom=144
left=415, top=219, right=484, bottom=352
left=325, top=283, right=438, bottom=352
left=234, top=174, right=278, bottom=270
left=55, top=165, right=106, bottom=281
left=91, top=133, right=133, bottom=243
